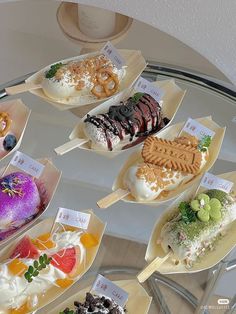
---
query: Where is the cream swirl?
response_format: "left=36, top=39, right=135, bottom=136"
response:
left=0, top=230, right=86, bottom=311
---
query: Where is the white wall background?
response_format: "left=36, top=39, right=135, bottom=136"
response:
left=0, top=0, right=230, bottom=85
left=69, top=0, right=236, bottom=85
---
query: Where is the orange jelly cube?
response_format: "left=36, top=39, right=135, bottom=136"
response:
left=10, top=303, right=29, bottom=314
left=80, top=233, right=98, bottom=248
left=8, top=259, right=28, bottom=276
left=55, top=278, right=74, bottom=288
left=34, top=233, right=55, bottom=250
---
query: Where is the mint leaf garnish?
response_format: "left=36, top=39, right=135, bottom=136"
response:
left=24, top=254, right=52, bottom=283
left=45, top=62, right=63, bottom=79
left=198, top=135, right=212, bottom=152
left=179, top=201, right=196, bottom=224
left=131, top=92, right=145, bottom=103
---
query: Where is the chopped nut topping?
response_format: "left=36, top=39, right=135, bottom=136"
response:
left=54, top=55, right=115, bottom=88
left=136, top=163, right=166, bottom=190
left=174, top=135, right=199, bottom=147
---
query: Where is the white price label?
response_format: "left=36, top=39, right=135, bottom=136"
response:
left=200, top=172, right=234, bottom=193
left=181, top=118, right=215, bottom=140
left=92, top=274, right=128, bottom=307
left=10, top=151, right=44, bottom=178
left=101, top=41, right=125, bottom=70
left=134, top=77, right=164, bottom=102
left=56, top=208, right=90, bottom=229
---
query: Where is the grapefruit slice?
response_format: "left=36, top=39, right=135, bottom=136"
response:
left=10, top=235, right=39, bottom=259
left=50, top=247, right=78, bottom=276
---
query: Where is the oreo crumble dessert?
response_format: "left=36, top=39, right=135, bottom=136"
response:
left=60, top=292, right=127, bottom=314
left=83, top=92, right=170, bottom=151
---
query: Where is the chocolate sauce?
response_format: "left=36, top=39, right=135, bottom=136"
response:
left=85, top=93, right=168, bottom=150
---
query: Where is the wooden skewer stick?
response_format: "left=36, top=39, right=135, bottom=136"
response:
left=5, top=83, right=41, bottom=95
left=137, top=251, right=172, bottom=283
left=97, top=188, right=130, bottom=209
left=49, top=209, right=61, bottom=235
left=54, top=138, right=88, bottom=156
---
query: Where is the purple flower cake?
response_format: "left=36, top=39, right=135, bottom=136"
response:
left=0, top=172, right=44, bottom=239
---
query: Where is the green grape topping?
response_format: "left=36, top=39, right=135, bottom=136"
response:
left=209, top=198, right=222, bottom=211
left=197, top=209, right=210, bottom=222
left=190, top=190, right=224, bottom=223
left=197, top=193, right=210, bottom=203
left=190, top=200, right=200, bottom=211
left=209, top=207, right=222, bottom=221
left=203, top=204, right=211, bottom=211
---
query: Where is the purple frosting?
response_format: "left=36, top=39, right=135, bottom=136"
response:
left=0, top=172, right=41, bottom=231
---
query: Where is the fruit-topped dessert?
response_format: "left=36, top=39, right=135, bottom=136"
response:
left=0, top=225, right=99, bottom=313
left=0, top=112, right=17, bottom=151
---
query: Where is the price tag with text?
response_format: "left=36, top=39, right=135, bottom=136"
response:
left=134, top=77, right=164, bottom=102
left=92, top=274, right=128, bottom=307
left=101, top=41, right=125, bottom=70
left=181, top=118, right=215, bottom=140
left=55, top=207, right=90, bottom=229
left=10, top=151, right=44, bottom=178
left=200, top=172, right=234, bottom=193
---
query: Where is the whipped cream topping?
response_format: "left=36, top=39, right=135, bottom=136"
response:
left=0, top=230, right=86, bottom=311
left=0, top=261, right=66, bottom=310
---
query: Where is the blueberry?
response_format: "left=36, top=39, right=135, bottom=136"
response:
left=3, top=134, right=17, bottom=151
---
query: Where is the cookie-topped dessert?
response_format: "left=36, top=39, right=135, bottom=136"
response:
left=60, top=292, right=127, bottom=314
left=84, top=92, right=169, bottom=151
left=124, top=134, right=210, bottom=201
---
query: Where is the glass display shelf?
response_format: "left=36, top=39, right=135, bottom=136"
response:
left=0, top=63, right=236, bottom=313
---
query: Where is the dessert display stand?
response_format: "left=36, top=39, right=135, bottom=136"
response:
left=1, top=63, right=236, bottom=313
left=57, top=2, right=133, bottom=54
left=57, top=1, right=133, bottom=118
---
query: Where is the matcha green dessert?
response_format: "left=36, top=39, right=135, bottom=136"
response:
left=159, top=189, right=236, bottom=267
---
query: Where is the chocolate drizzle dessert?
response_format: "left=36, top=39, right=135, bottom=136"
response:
left=60, top=292, right=127, bottom=314
left=84, top=93, right=169, bottom=151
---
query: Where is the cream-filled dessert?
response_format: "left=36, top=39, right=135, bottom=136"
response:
left=59, top=292, right=126, bottom=314
left=123, top=135, right=209, bottom=201
left=41, top=55, right=125, bottom=101
left=84, top=93, right=169, bottom=151
left=159, top=189, right=236, bottom=267
left=0, top=229, right=98, bottom=313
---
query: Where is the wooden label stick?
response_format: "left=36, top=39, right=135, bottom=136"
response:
left=5, top=83, right=41, bottom=95
left=54, top=138, right=88, bottom=156
left=137, top=251, right=172, bottom=283
left=97, top=188, right=130, bottom=209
